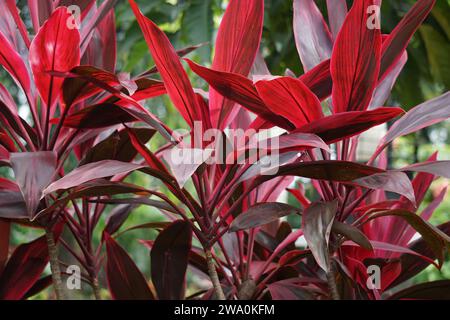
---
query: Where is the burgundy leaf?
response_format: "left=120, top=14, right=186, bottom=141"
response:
left=332, top=221, right=373, bottom=251
left=0, top=220, right=10, bottom=274
left=104, top=233, right=154, bottom=300
left=0, top=235, right=48, bottom=300
left=299, top=59, right=332, bottom=101
left=230, top=203, right=301, bottom=232
left=151, top=220, right=192, bottom=300
left=62, top=103, right=138, bottom=128
left=302, top=200, right=338, bottom=271
left=80, top=128, right=155, bottom=165
left=44, top=160, right=144, bottom=195
left=388, top=280, right=450, bottom=300
left=331, top=0, right=381, bottom=113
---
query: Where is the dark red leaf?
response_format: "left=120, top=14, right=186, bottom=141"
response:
left=294, top=107, right=404, bottom=144
left=104, top=232, right=154, bottom=300
left=0, top=235, right=48, bottom=300
left=230, top=203, right=301, bottom=232
left=302, top=200, right=338, bottom=271
left=62, top=103, right=138, bottom=128
left=151, top=220, right=192, bottom=300
left=388, top=280, right=450, bottom=300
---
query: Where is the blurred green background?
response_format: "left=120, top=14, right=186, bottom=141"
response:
left=4, top=0, right=450, bottom=298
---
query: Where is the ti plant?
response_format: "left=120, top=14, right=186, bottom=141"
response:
left=0, top=0, right=449, bottom=300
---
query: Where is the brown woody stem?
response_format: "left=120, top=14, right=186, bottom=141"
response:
left=204, top=248, right=226, bottom=300
left=45, top=229, right=67, bottom=300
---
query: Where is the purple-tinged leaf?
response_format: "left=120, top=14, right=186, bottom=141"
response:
left=332, top=221, right=373, bottom=251
left=353, top=171, right=416, bottom=205
left=293, top=0, right=332, bottom=71
left=369, top=51, right=407, bottom=109
left=151, top=220, right=192, bottom=300
left=230, top=203, right=301, bottom=232
left=399, top=161, right=450, bottom=179
left=0, top=191, right=27, bottom=219
left=43, top=160, right=144, bottom=195
left=0, top=235, right=48, bottom=300
left=376, top=92, right=450, bottom=154
left=302, top=200, right=338, bottom=272
left=326, top=0, right=347, bottom=39
left=10, top=152, right=57, bottom=217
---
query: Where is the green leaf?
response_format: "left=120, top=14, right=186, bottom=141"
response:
left=181, top=0, right=213, bottom=61
left=420, top=24, right=450, bottom=89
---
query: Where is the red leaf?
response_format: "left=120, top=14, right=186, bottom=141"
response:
left=29, top=7, right=81, bottom=107
left=0, top=221, right=10, bottom=274
left=293, top=0, right=332, bottom=71
left=295, top=107, right=404, bottom=144
left=129, top=0, right=200, bottom=127
left=255, top=77, right=324, bottom=127
left=0, top=31, right=31, bottom=97
left=151, top=220, right=192, bottom=300
left=186, top=59, right=294, bottom=130
left=104, top=233, right=154, bottom=300
left=331, top=0, right=381, bottom=113
left=380, top=0, right=436, bottom=79
left=0, top=235, right=48, bottom=300
left=210, top=0, right=264, bottom=128
left=62, top=103, right=138, bottom=128
left=299, top=59, right=332, bottom=101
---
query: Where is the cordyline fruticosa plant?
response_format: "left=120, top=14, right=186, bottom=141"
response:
left=0, top=0, right=449, bottom=300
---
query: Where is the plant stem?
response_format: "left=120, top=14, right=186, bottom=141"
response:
left=45, top=229, right=67, bottom=300
left=91, top=277, right=101, bottom=300
left=326, top=261, right=340, bottom=300
left=204, top=247, right=226, bottom=300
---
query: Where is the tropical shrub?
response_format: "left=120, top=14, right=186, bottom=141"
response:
left=0, top=0, right=449, bottom=300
